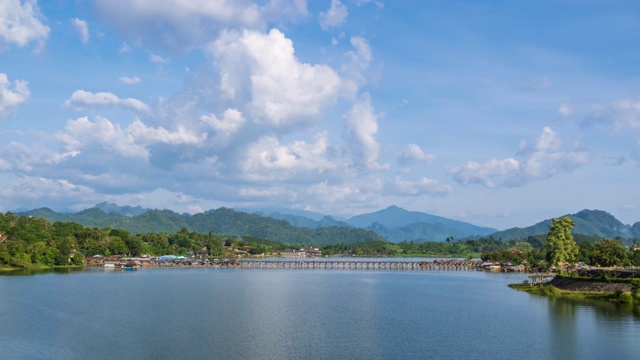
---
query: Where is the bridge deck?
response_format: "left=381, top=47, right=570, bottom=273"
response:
left=236, top=259, right=482, bottom=270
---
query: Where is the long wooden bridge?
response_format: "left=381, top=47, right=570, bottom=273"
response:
left=236, top=259, right=482, bottom=271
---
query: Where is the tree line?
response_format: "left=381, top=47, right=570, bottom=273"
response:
left=2, top=212, right=639, bottom=271
left=481, top=216, right=640, bottom=270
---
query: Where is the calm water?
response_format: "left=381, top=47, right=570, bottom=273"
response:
left=1, top=266, right=640, bottom=360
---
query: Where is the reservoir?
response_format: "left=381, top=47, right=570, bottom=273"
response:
left=1, top=266, right=639, bottom=359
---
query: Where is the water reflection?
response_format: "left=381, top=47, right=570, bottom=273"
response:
left=0, top=267, right=85, bottom=276
left=544, top=295, right=640, bottom=359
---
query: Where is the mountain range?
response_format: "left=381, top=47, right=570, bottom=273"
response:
left=13, top=203, right=640, bottom=244
left=491, top=209, right=640, bottom=241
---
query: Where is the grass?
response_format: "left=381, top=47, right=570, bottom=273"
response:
left=509, top=283, right=625, bottom=302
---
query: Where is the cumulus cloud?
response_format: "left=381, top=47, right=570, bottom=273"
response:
left=0, top=0, right=50, bottom=50
left=384, top=176, right=452, bottom=196
left=319, top=0, right=348, bottom=30
left=57, top=116, right=207, bottom=160
left=94, top=0, right=308, bottom=52
left=240, top=133, right=337, bottom=180
left=344, top=93, right=385, bottom=169
left=0, top=73, right=30, bottom=117
left=210, top=28, right=342, bottom=129
left=64, top=90, right=149, bottom=112
left=448, top=127, right=588, bottom=188
left=201, top=108, right=246, bottom=146
left=71, top=17, right=89, bottom=44
left=399, top=144, right=434, bottom=165
left=57, top=116, right=149, bottom=158
left=119, top=76, right=142, bottom=85
left=23, top=5, right=391, bottom=213
left=514, top=127, right=589, bottom=182
left=448, top=158, right=520, bottom=188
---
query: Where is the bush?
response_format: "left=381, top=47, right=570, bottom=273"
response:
left=619, top=292, right=633, bottom=304
left=538, top=285, right=560, bottom=297
left=631, top=279, right=640, bottom=299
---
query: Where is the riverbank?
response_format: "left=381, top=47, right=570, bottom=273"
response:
left=510, top=275, right=636, bottom=303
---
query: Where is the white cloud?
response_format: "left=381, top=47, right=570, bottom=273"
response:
left=385, top=176, right=452, bottom=196
left=64, top=90, right=149, bottom=112
left=71, top=18, right=90, bottom=44
left=585, top=98, right=640, bottom=131
left=448, top=127, right=588, bottom=188
left=201, top=108, right=246, bottom=146
left=319, top=0, right=348, bottom=30
left=119, top=76, right=142, bottom=85
left=0, top=176, right=95, bottom=203
left=57, top=116, right=148, bottom=158
left=0, top=0, right=50, bottom=50
left=0, top=73, right=30, bottom=117
left=448, top=158, right=520, bottom=188
left=210, top=28, right=342, bottom=129
left=94, top=0, right=308, bottom=52
left=57, top=116, right=207, bottom=162
left=150, top=53, right=169, bottom=64
left=127, top=119, right=206, bottom=146
left=241, top=133, right=337, bottom=180
left=239, top=185, right=298, bottom=201
left=0, top=141, right=78, bottom=173
left=558, top=103, right=572, bottom=117
left=399, top=144, right=434, bottom=165
left=344, top=93, right=385, bottom=169
left=342, top=36, right=373, bottom=86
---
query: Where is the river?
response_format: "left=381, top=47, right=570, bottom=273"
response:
left=1, top=266, right=639, bottom=359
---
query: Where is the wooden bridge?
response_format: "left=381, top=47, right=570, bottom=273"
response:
left=236, top=259, right=482, bottom=271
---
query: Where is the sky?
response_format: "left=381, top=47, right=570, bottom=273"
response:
left=1, top=0, right=640, bottom=230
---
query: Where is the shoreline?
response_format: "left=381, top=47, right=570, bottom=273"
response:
left=510, top=275, right=637, bottom=304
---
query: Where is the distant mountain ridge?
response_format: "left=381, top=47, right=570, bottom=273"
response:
left=344, top=205, right=498, bottom=242
left=13, top=204, right=640, bottom=244
left=240, top=205, right=498, bottom=242
left=490, top=209, right=640, bottom=240
left=15, top=206, right=384, bottom=246
left=93, top=201, right=149, bottom=216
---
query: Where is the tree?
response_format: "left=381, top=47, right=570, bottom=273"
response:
left=108, top=236, right=129, bottom=255
left=591, top=239, right=628, bottom=267
left=545, top=216, right=578, bottom=271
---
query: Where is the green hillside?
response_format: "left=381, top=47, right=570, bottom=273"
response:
left=17, top=207, right=383, bottom=245
left=490, top=209, right=640, bottom=241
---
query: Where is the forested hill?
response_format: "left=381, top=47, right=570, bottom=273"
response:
left=490, top=209, right=640, bottom=241
left=15, top=207, right=384, bottom=245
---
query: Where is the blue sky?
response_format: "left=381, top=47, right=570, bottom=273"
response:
left=1, top=0, right=640, bottom=230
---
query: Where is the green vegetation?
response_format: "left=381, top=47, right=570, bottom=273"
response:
left=16, top=207, right=385, bottom=245
left=3, top=208, right=640, bottom=273
left=0, top=212, right=527, bottom=270
left=591, top=239, right=628, bottom=267
left=545, top=216, right=578, bottom=270
left=509, top=283, right=616, bottom=302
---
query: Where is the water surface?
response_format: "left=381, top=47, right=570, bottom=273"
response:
left=1, top=268, right=638, bottom=359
